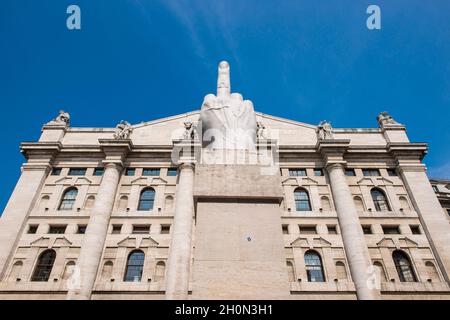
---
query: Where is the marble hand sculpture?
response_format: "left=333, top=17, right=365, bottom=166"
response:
left=199, top=61, right=257, bottom=150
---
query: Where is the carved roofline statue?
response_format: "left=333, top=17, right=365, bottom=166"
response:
left=46, top=110, right=70, bottom=126
left=182, top=121, right=197, bottom=140
left=114, top=120, right=133, bottom=140
left=256, top=121, right=267, bottom=140
left=377, top=111, right=401, bottom=128
left=317, top=120, right=334, bottom=140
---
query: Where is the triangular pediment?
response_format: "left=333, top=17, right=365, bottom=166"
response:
left=282, top=177, right=299, bottom=186
left=312, top=237, right=332, bottom=247
left=357, top=177, right=393, bottom=186
left=30, top=236, right=72, bottom=248
left=399, top=237, right=418, bottom=248
left=55, top=177, right=73, bottom=185
left=290, top=236, right=332, bottom=248
left=357, top=177, right=374, bottom=185
left=290, top=237, right=309, bottom=247
left=117, top=236, right=159, bottom=248
left=130, top=177, right=167, bottom=186
left=300, top=177, right=319, bottom=186
left=54, top=177, right=91, bottom=186
left=128, top=110, right=320, bottom=146
left=74, top=177, right=92, bottom=185
left=376, top=237, right=396, bottom=248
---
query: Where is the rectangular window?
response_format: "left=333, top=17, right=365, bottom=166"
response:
left=160, top=225, right=171, bottom=234
left=142, top=168, right=160, bottom=176
left=112, top=224, right=122, bottom=234
left=387, top=169, right=397, bottom=176
left=362, top=169, right=381, bottom=177
left=49, top=225, right=67, bottom=234
left=362, top=225, right=372, bottom=234
left=93, top=168, right=104, bottom=176
left=132, top=225, right=150, bottom=234
left=68, top=168, right=87, bottom=176
left=410, top=225, right=421, bottom=235
left=77, top=225, right=87, bottom=234
left=125, top=168, right=135, bottom=176
left=345, top=169, right=356, bottom=176
left=282, top=225, right=289, bottom=234
left=382, top=225, right=401, bottom=235
left=327, top=225, right=337, bottom=234
left=299, top=225, right=317, bottom=235
left=167, top=168, right=178, bottom=176
left=51, top=168, right=62, bottom=176
left=447, top=209, right=450, bottom=217
left=314, top=168, right=324, bottom=176
left=289, top=169, right=307, bottom=177
left=28, top=225, right=38, bottom=234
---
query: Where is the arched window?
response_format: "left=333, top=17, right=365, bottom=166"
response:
left=84, top=195, right=95, bottom=210
left=286, top=261, right=296, bottom=282
left=294, top=188, right=311, bottom=211
left=31, top=249, right=56, bottom=282
left=164, top=196, right=174, bottom=212
left=124, top=250, right=145, bottom=282
left=9, top=261, right=23, bottom=282
left=399, top=196, right=410, bottom=211
left=392, top=250, right=417, bottom=282
left=335, top=261, right=347, bottom=280
left=39, top=195, right=50, bottom=211
left=59, top=187, right=78, bottom=210
left=118, top=195, right=128, bottom=211
left=373, top=261, right=387, bottom=282
left=320, top=196, right=331, bottom=211
left=138, top=188, right=155, bottom=211
left=425, top=261, right=440, bottom=282
left=154, top=261, right=166, bottom=282
left=62, top=261, right=76, bottom=280
left=101, top=261, right=114, bottom=281
left=304, top=250, right=325, bottom=282
left=371, top=188, right=391, bottom=211
left=353, top=196, right=365, bottom=212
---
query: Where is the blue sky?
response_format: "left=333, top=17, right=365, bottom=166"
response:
left=0, top=0, right=449, bottom=213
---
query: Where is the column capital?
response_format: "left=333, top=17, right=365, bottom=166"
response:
left=325, top=162, right=345, bottom=172
left=316, top=139, right=350, bottom=167
left=102, top=161, right=124, bottom=171
left=178, top=162, right=195, bottom=171
left=98, top=138, right=133, bottom=166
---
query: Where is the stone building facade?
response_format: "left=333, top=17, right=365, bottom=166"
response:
left=430, top=178, right=450, bottom=221
left=0, top=62, right=449, bottom=300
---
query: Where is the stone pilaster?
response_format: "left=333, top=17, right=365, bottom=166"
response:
left=67, top=139, right=131, bottom=300
left=0, top=142, right=60, bottom=279
left=389, top=142, right=450, bottom=283
left=165, top=162, right=195, bottom=299
left=319, top=140, right=380, bottom=300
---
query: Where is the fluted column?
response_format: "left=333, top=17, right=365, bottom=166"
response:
left=67, top=139, right=130, bottom=300
left=67, top=162, right=122, bottom=300
left=165, top=162, right=195, bottom=299
left=326, top=163, right=380, bottom=300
